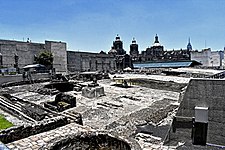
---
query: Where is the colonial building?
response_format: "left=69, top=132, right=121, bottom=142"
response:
left=139, top=35, right=191, bottom=62
left=0, top=39, right=67, bottom=73
left=67, top=51, right=116, bottom=72
left=108, top=35, right=133, bottom=70
left=144, top=34, right=164, bottom=61
left=108, top=35, right=126, bottom=55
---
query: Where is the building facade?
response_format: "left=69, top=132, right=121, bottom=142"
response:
left=67, top=51, right=116, bottom=72
left=108, top=35, right=133, bottom=70
left=0, top=39, right=67, bottom=73
left=191, top=48, right=224, bottom=67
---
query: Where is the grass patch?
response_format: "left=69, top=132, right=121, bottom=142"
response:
left=0, top=115, right=13, bottom=130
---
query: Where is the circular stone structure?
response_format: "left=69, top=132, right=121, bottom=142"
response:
left=43, top=132, right=131, bottom=150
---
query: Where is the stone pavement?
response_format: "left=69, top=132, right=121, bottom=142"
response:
left=6, top=123, right=93, bottom=150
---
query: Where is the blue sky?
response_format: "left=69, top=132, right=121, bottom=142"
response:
left=0, top=0, right=225, bottom=52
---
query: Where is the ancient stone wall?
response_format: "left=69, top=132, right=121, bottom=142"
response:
left=67, top=51, right=116, bottom=72
left=171, top=79, right=225, bottom=145
left=0, top=116, right=69, bottom=144
left=0, top=73, right=50, bottom=86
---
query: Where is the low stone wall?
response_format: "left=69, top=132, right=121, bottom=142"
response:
left=130, top=78, right=187, bottom=92
left=0, top=73, right=50, bottom=87
left=42, top=132, right=131, bottom=150
left=0, top=116, right=69, bottom=144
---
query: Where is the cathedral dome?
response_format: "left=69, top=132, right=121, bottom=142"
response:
left=153, top=42, right=161, bottom=47
left=152, top=34, right=161, bottom=47
left=108, top=46, right=117, bottom=55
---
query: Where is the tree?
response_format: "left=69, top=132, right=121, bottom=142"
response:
left=36, top=51, right=53, bottom=69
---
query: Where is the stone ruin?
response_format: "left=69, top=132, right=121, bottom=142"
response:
left=0, top=93, right=82, bottom=144
left=42, top=132, right=131, bottom=150
left=82, top=86, right=105, bottom=98
left=44, top=92, right=76, bottom=112
left=0, top=72, right=137, bottom=150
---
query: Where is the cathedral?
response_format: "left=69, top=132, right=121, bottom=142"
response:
left=108, top=35, right=126, bottom=55
left=108, top=35, right=133, bottom=70
left=107, top=34, right=193, bottom=70
left=129, top=34, right=192, bottom=62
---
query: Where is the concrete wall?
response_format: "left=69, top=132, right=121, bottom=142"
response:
left=67, top=51, right=116, bottom=72
left=175, top=79, right=225, bottom=145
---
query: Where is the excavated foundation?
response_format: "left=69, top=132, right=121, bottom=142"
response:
left=43, top=132, right=131, bottom=150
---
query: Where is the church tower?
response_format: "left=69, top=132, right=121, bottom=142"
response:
left=130, top=38, right=139, bottom=56
left=130, top=38, right=139, bottom=62
left=187, top=37, right=192, bottom=51
left=113, top=34, right=126, bottom=55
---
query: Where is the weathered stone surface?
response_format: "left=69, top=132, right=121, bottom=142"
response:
left=0, top=116, right=69, bottom=144
left=55, top=92, right=76, bottom=107
left=42, top=132, right=132, bottom=150
left=82, top=86, right=105, bottom=98
left=170, top=79, right=225, bottom=146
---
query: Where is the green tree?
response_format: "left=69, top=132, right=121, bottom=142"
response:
left=36, top=51, right=53, bottom=69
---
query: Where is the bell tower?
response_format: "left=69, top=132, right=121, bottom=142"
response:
left=112, top=34, right=126, bottom=55
left=130, top=38, right=139, bottom=56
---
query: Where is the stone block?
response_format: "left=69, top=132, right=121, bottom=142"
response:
left=82, top=86, right=105, bottom=98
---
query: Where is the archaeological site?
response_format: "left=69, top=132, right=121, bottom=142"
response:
left=0, top=66, right=225, bottom=150
left=0, top=37, right=225, bottom=150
